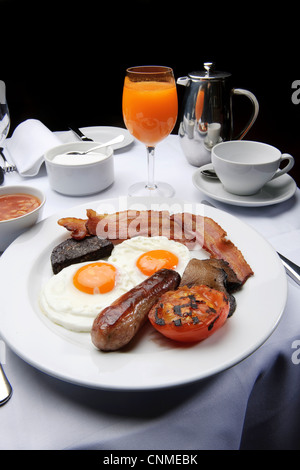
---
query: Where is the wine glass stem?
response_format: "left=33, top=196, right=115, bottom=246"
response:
left=146, top=146, right=156, bottom=190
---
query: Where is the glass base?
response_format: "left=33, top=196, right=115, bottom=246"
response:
left=128, top=181, right=175, bottom=198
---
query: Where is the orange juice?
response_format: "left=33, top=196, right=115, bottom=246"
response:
left=122, top=77, right=178, bottom=147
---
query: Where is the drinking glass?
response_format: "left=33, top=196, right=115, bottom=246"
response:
left=0, top=81, right=10, bottom=145
left=122, top=66, right=178, bottom=197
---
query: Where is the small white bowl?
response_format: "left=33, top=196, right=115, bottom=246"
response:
left=44, top=142, right=114, bottom=196
left=0, top=185, right=46, bottom=251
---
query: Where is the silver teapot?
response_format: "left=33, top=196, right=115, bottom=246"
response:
left=177, top=62, right=259, bottom=166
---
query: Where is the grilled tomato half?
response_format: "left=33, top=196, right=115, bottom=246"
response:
left=148, top=285, right=230, bottom=343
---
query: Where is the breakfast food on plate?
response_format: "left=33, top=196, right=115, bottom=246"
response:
left=91, top=268, right=181, bottom=351
left=57, top=217, right=88, bottom=240
left=180, top=258, right=241, bottom=292
left=108, top=235, right=190, bottom=285
left=58, top=209, right=253, bottom=285
left=40, top=260, right=137, bottom=332
left=40, top=206, right=254, bottom=349
left=51, top=235, right=114, bottom=274
left=148, top=285, right=230, bottom=343
left=179, top=258, right=239, bottom=316
left=41, top=235, right=189, bottom=332
left=0, top=192, right=41, bottom=221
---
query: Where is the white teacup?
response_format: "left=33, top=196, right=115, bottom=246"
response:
left=211, top=141, right=294, bottom=196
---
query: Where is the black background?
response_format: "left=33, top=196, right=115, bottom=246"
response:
left=2, top=0, right=300, bottom=184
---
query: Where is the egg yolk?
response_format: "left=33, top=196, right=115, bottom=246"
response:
left=136, top=250, right=178, bottom=276
left=73, top=262, right=117, bottom=294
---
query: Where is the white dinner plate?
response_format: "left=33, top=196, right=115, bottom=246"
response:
left=193, top=164, right=297, bottom=207
left=0, top=197, right=287, bottom=390
left=57, top=126, right=134, bottom=151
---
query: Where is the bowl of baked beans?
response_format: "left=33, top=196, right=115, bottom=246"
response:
left=0, top=185, right=45, bottom=251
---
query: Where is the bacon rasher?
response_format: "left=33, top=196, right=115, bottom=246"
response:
left=58, top=209, right=253, bottom=285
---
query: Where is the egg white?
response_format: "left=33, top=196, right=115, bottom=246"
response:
left=39, top=260, right=136, bottom=332
left=107, top=235, right=190, bottom=285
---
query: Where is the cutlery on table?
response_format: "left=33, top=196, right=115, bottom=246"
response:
left=68, top=127, right=93, bottom=141
left=65, top=135, right=124, bottom=155
left=0, top=147, right=17, bottom=185
left=201, top=168, right=219, bottom=179
left=0, top=165, right=15, bottom=185
left=277, top=252, right=300, bottom=285
left=0, top=363, right=12, bottom=406
left=0, top=147, right=17, bottom=173
left=0, top=147, right=17, bottom=184
left=201, top=199, right=300, bottom=286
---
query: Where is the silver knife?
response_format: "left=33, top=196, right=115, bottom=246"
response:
left=277, top=252, right=300, bottom=286
left=68, top=127, right=93, bottom=142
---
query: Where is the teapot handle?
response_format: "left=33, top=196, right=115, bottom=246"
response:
left=231, top=88, right=259, bottom=140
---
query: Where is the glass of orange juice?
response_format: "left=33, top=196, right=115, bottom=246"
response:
left=122, top=66, right=178, bottom=197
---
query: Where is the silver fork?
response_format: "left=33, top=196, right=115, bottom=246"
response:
left=0, top=147, right=17, bottom=172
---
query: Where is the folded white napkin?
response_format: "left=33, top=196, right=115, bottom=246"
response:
left=5, top=119, right=61, bottom=177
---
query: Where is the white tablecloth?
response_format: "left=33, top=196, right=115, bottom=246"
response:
left=1, top=134, right=300, bottom=450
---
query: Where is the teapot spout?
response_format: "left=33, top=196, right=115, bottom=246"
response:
left=177, top=76, right=190, bottom=86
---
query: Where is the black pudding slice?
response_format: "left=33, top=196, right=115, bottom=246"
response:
left=51, top=236, right=114, bottom=274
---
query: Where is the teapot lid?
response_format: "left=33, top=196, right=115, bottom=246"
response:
left=189, top=62, right=231, bottom=80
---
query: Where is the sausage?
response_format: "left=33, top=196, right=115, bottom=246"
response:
left=91, top=268, right=181, bottom=351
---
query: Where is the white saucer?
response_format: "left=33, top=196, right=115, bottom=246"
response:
left=193, top=164, right=297, bottom=207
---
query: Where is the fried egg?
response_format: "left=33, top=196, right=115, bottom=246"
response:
left=108, top=236, right=190, bottom=285
left=39, top=260, right=135, bottom=332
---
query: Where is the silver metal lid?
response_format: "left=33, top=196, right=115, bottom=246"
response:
left=189, top=62, right=231, bottom=80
